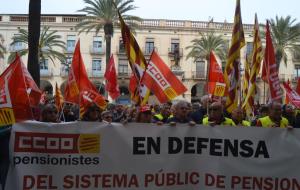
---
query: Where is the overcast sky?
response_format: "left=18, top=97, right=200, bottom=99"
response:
left=0, top=0, right=299, bottom=24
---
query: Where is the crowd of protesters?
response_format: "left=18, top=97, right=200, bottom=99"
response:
left=1, top=96, right=300, bottom=189
left=36, top=95, right=300, bottom=128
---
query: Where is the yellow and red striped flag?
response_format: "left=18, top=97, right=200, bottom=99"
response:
left=55, top=82, right=64, bottom=111
left=224, top=0, right=245, bottom=113
left=242, top=55, right=252, bottom=116
left=243, top=14, right=263, bottom=116
left=117, top=11, right=150, bottom=105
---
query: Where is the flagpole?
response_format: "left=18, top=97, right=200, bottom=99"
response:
left=206, top=52, right=211, bottom=118
left=263, top=81, right=266, bottom=104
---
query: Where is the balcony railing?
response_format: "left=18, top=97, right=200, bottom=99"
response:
left=117, top=46, right=126, bottom=55
left=168, top=48, right=183, bottom=57
left=40, top=69, right=53, bottom=77
left=143, top=47, right=157, bottom=55
left=60, top=68, right=69, bottom=77
left=91, top=70, right=104, bottom=77
left=66, top=47, right=75, bottom=53
left=90, top=46, right=105, bottom=55
left=192, top=71, right=206, bottom=79
left=118, top=71, right=131, bottom=77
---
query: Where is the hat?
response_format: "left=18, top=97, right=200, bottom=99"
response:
left=140, top=105, right=151, bottom=113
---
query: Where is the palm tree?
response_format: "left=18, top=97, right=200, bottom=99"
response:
left=186, top=32, right=227, bottom=62
left=9, top=26, right=66, bottom=67
left=0, top=34, right=6, bottom=59
left=270, top=16, right=300, bottom=68
left=28, top=0, right=41, bottom=86
left=76, top=0, right=141, bottom=67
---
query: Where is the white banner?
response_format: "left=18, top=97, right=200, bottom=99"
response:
left=5, top=121, right=300, bottom=190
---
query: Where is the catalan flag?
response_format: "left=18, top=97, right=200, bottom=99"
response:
left=243, top=14, right=263, bottom=116
left=224, top=0, right=245, bottom=113
left=242, top=55, right=251, bottom=116
left=117, top=11, right=150, bottom=105
left=55, top=82, right=64, bottom=111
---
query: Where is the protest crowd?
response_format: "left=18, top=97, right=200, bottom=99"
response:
left=1, top=1, right=300, bottom=189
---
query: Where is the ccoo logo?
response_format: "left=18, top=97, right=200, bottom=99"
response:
left=14, top=132, right=100, bottom=154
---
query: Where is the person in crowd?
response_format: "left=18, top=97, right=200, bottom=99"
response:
left=202, top=102, right=235, bottom=126
left=282, top=104, right=297, bottom=127
left=40, top=104, right=59, bottom=123
left=152, top=104, right=161, bottom=115
left=113, top=104, right=127, bottom=122
left=153, top=103, right=172, bottom=123
left=167, top=100, right=194, bottom=125
left=101, top=111, right=113, bottom=123
left=251, top=104, right=269, bottom=126
left=81, top=103, right=101, bottom=121
left=256, top=102, right=289, bottom=128
left=60, top=103, right=77, bottom=122
left=231, top=107, right=250, bottom=126
left=200, top=95, right=210, bottom=116
left=190, top=102, right=205, bottom=124
left=136, top=105, right=152, bottom=123
left=127, top=107, right=137, bottom=122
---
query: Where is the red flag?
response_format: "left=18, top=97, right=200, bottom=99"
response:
left=21, top=62, right=42, bottom=107
left=64, top=41, right=106, bottom=115
left=141, top=51, right=187, bottom=103
left=104, top=55, right=120, bottom=100
left=283, top=82, right=300, bottom=108
left=264, top=21, right=282, bottom=101
left=208, top=51, right=225, bottom=94
left=296, top=77, right=300, bottom=95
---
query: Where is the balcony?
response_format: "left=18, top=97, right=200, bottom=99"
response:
left=118, top=71, right=131, bottom=78
left=9, top=45, right=25, bottom=52
left=91, top=70, right=104, bottom=77
left=117, top=46, right=126, bottom=55
left=168, top=48, right=183, bottom=58
left=60, top=68, right=69, bottom=77
left=90, top=46, right=105, bottom=55
left=40, top=69, right=53, bottom=77
left=65, top=46, right=75, bottom=54
left=143, top=47, right=157, bottom=55
left=192, top=71, right=206, bottom=79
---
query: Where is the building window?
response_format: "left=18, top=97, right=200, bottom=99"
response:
left=11, top=34, right=23, bottom=51
left=246, top=42, right=253, bottom=56
left=293, top=46, right=300, bottom=60
left=92, top=59, right=102, bottom=71
left=67, top=35, right=76, bottom=52
left=145, top=38, right=154, bottom=54
left=93, top=36, right=102, bottom=52
left=170, top=39, right=180, bottom=53
left=40, top=59, right=48, bottom=70
left=294, top=65, right=300, bottom=79
left=119, top=38, right=125, bottom=53
left=195, top=60, right=205, bottom=78
left=118, top=59, right=128, bottom=74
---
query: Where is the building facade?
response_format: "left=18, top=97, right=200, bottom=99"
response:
left=0, top=14, right=299, bottom=104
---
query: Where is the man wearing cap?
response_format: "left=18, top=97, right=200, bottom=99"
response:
left=136, top=105, right=152, bottom=123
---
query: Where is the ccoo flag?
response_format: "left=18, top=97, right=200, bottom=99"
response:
left=64, top=41, right=107, bottom=116
left=141, top=51, right=187, bottom=103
